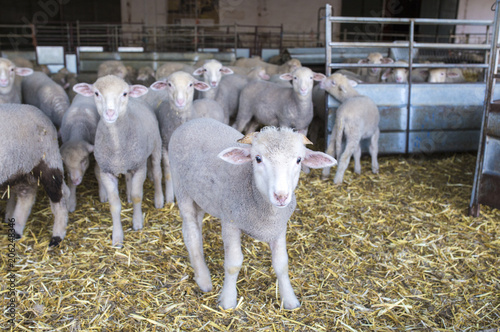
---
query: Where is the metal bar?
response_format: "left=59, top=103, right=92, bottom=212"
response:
left=328, top=16, right=492, bottom=26
left=327, top=63, right=488, bottom=69
left=329, top=41, right=490, bottom=49
left=406, top=20, right=415, bottom=154
left=325, top=4, right=332, bottom=77
left=414, top=42, right=490, bottom=49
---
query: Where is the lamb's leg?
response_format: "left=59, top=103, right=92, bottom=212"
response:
left=322, top=129, right=336, bottom=179
left=95, top=163, right=107, bottom=203
left=151, top=146, right=165, bottom=208
left=353, top=144, right=362, bottom=175
left=129, top=165, right=147, bottom=231
left=180, top=198, right=212, bottom=292
left=100, top=172, right=123, bottom=247
left=370, top=128, right=380, bottom=174
left=334, top=138, right=359, bottom=185
left=67, top=174, right=77, bottom=212
left=233, top=109, right=253, bottom=133
left=219, top=223, right=243, bottom=309
left=5, top=193, right=17, bottom=222
left=162, top=147, right=175, bottom=204
left=270, top=233, right=300, bottom=309
left=10, top=184, right=37, bottom=239
left=125, top=173, right=132, bottom=204
left=49, top=182, right=70, bottom=247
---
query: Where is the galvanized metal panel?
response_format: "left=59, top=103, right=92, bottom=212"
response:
left=483, top=136, right=500, bottom=175
left=409, top=106, right=483, bottom=131
left=411, top=83, right=486, bottom=106
left=408, top=130, right=480, bottom=153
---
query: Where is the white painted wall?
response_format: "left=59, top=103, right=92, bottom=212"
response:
left=121, top=0, right=167, bottom=25
left=456, top=0, right=495, bottom=44
left=219, top=0, right=342, bottom=43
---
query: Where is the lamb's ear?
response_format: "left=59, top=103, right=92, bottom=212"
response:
left=220, top=66, right=234, bottom=75
left=313, top=72, right=326, bottom=82
left=218, top=147, right=252, bottom=165
left=193, top=67, right=206, bottom=76
left=194, top=80, right=211, bottom=91
left=73, top=83, right=94, bottom=97
left=129, top=84, right=148, bottom=98
left=302, top=149, right=337, bottom=169
left=150, top=80, right=167, bottom=91
left=15, top=67, right=33, bottom=76
left=279, top=73, right=293, bottom=81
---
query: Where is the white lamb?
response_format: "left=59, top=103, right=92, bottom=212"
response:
left=192, top=59, right=234, bottom=99
left=150, top=71, right=225, bottom=203
left=168, top=117, right=337, bottom=309
left=73, top=75, right=164, bottom=247
left=233, top=67, right=326, bottom=135
left=319, top=73, right=380, bottom=184
left=0, top=58, right=33, bottom=104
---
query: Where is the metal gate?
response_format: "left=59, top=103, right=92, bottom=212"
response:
left=469, top=0, right=500, bottom=216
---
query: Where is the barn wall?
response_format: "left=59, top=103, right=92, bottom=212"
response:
left=456, top=0, right=496, bottom=43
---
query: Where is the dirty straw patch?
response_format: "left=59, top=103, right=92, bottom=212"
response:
left=1, top=153, right=499, bottom=331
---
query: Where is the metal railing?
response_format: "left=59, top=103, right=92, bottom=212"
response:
left=324, top=5, right=495, bottom=155
left=0, top=22, right=284, bottom=56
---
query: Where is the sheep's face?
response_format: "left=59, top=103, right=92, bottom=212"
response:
left=359, top=52, right=394, bottom=75
left=193, top=60, right=233, bottom=88
left=393, top=68, right=408, bottom=83
left=73, top=75, right=148, bottom=124
left=151, top=72, right=210, bottom=109
left=251, top=128, right=305, bottom=208
left=219, top=128, right=336, bottom=208
left=60, top=141, right=94, bottom=186
left=320, top=73, right=357, bottom=101
left=0, top=59, right=33, bottom=94
left=428, top=69, right=447, bottom=83
left=280, top=68, right=325, bottom=98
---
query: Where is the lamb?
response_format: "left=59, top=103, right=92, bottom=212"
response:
left=73, top=75, right=164, bottom=247
left=381, top=61, right=409, bottom=83
left=168, top=117, right=337, bottom=309
left=233, top=67, right=326, bottom=135
left=59, top=94, right=101, bottom=212
left=135, top=66, right=156, bottom=86
left=21, top=71, right=70, bottom=128
left=150, top=71, right=225, bottom=203
left=192, top=59, right=234, bottom=99
left=214, top=68, right=270, bottom=123
left=0, top=103, right=69, bottom=247
left=234, top=57, right=302, bottom=76
left=357, top=52, right=394, bottom=83
left=155, top=62, right=196, bottom=81
left=319, top=73, right=380, bottom=184
left=0, top=58, right=33, bottom=104
left=427, top=67, right=466, bottom=83
left=97, top=60, right=128, bottom=80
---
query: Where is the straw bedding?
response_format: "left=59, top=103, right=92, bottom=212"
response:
left=1, top=152, right=499, bottom=331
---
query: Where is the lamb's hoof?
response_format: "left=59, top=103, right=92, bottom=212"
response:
left=283, top=297, right=301, bottom=310
left=49, top=236, right=62, bottom=247
left=372, top=168, right=379, bottom=174
left=112, top=242, right=124, bottom=249
left=14, top=232, right=22, bottom=239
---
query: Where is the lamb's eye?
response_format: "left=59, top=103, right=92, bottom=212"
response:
left=255, top=156, right=262, bottom=163
left=189, top=83, right=193, bottom=87
left=123, top=92, right=127, bottom=97
left=296, top=157, right=302, bottom=164
left=95, top=92, right=99, bottom=97
left=167, top=82, right=172, bottom=87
